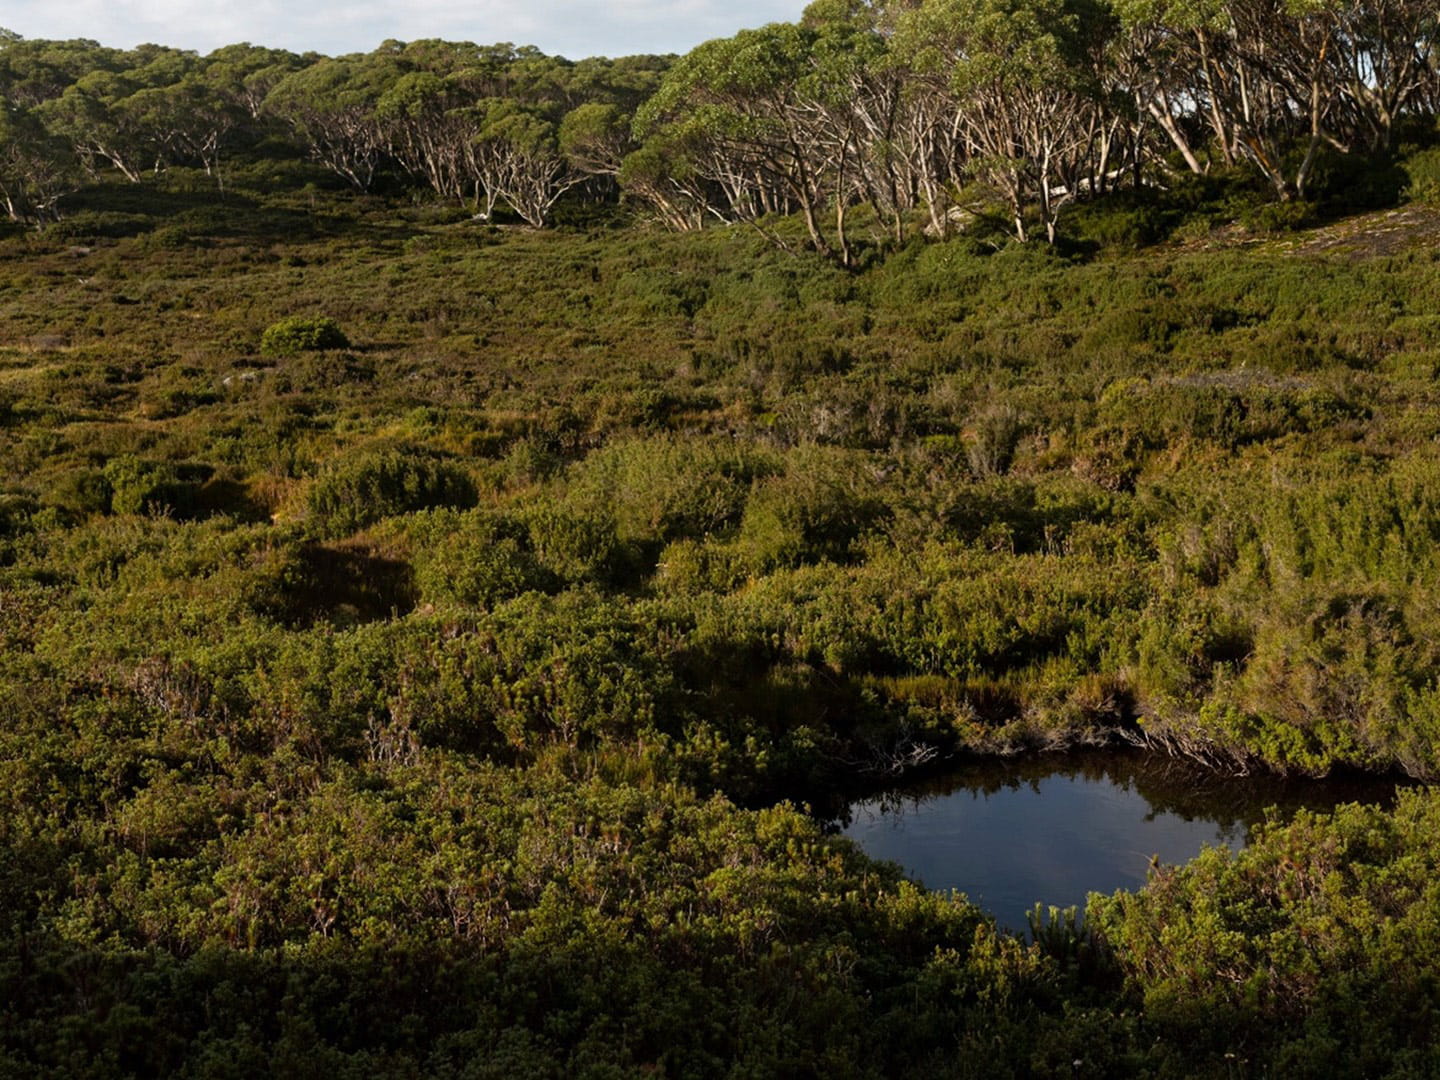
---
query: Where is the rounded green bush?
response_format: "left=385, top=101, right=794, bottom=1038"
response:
left=411, top=509, right=554, bottom=609
left=43, top=468, right=114, bottom=516
left=260, top=315, right=350, bottom=357
left=1403, top=146, right=1440, bottom=206
left=103, top=456, right=186, bottom=516
left=305, top=447, right=477, bottom=536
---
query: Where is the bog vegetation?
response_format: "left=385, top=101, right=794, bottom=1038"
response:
left=3, top=4, right=1440, bottom=1076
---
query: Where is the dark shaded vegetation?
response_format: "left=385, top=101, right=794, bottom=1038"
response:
left=4, top=16, right=1440, bottom=1076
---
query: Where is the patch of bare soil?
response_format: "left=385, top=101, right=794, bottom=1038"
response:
left=1170, top=204, right=1440, bottom=261
left=1268, top=205, right=1440, bottom=260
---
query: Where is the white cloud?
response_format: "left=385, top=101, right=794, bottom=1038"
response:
left=2, top=0, right=807, bottom=58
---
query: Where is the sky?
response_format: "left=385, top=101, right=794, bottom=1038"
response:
left=2, top=0, right=808, bottom=60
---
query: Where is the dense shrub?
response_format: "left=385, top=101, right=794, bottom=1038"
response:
left=1092, top=790, right=1440, bottom=1073
left=42, top=468, right=113, bottom=516
left=304, top=448, right=477, bottom=536
left=261, top=315, right=350, bottom=357
left=739, top=460, right=887, bottom=570
left=409, top=509, right=553, bottom=609
left=102, top=457, right=190, bottom=517
left=8, top=157, right=1440, bottom=1080
left=522, top=504, right=638, bottom=587
left=563, top=436, right=778, bottom=546
left=1064, top=196, right=1173, bottom=251
left=44, top=211, right=154, bottom=239
left=1241, top=199, right=1316, bottom=234
left=1403, top=146, right=1440, bottom=206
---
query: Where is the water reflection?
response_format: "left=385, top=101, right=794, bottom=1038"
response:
left=838, top=751, right=1401, bottom=932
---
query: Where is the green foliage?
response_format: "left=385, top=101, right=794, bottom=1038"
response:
left=102, top=456, right=191, bottom=517
left=42, top=467, right=113, bottom=515
left=1092, top=790, right=1440, bottom=1075
left=1063, top=196, right=1172, bottom=251
left=738, top=449, right=886, bottom=570
left=303, top=447, right=477, bottom=536
left=408, top=508, right=553, bottom=609
left=44, top=210, right=153, bottom=239
left=260, top=315, right=350, bottom=357
left=3, top=99, right=1440, bottom=1077
left=521, top=504, right=638, bottom=588
left=1241, top=198, right=1317, bottom=235
left=563, top=435, right=778, bottom=546
left=1403, top=146, right=1440, bottom=206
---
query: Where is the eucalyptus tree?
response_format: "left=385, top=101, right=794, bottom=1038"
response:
left=1323, top=0, right=1440, bottom=151
left=617, top=134, right=712, bottom=229
left=636, top=22, right=879, bottom=264
left=895, top=0, right=1110, bottom=242
left=558, top=100, right=646, bottom=214
left=39, top=70, right=150, bottom=181
left=266, top=57, right=390, bottom=190
left=364, top=41, right=662, bottom=217
left=123, top=43, right=196, bottom=92
left=0, top=34, right=123, bottom=108
left=559, top=102, right=633, bottom=177
left=1230, top=0, right=1354, bottom=197
left=1105, top=19, right=1207, bottom=175
left=1113, top=0, right=1340, bottom=199
left=886, top=33, right=976, bottom=236
left=366, top=41, right=512, bottom=208
left=0, top=101, right=75, bottom=222
left=473, top=102, right=583, bottom=225
left=556, top=62, right=676, bottom=194
left=801, top=0, right=919, bottom=247
left=1072, top=0, right=1140, bottom=194
left=635, top=31, right=795, bottom=237
left=125, top=74, right=244, bottom=180
left=203, top=43, right=307, bottom=121
left=503, top=46, right=579, bottom=111
left=564, top=54, right=673, bottom=112
left=376, top=69, right=481, bottom=202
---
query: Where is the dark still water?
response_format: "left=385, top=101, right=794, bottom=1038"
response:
left=839, top=751, right=1401, bottom=932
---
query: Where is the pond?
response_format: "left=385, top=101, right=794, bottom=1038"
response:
left=838, top=751, right=1402, bottom=932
